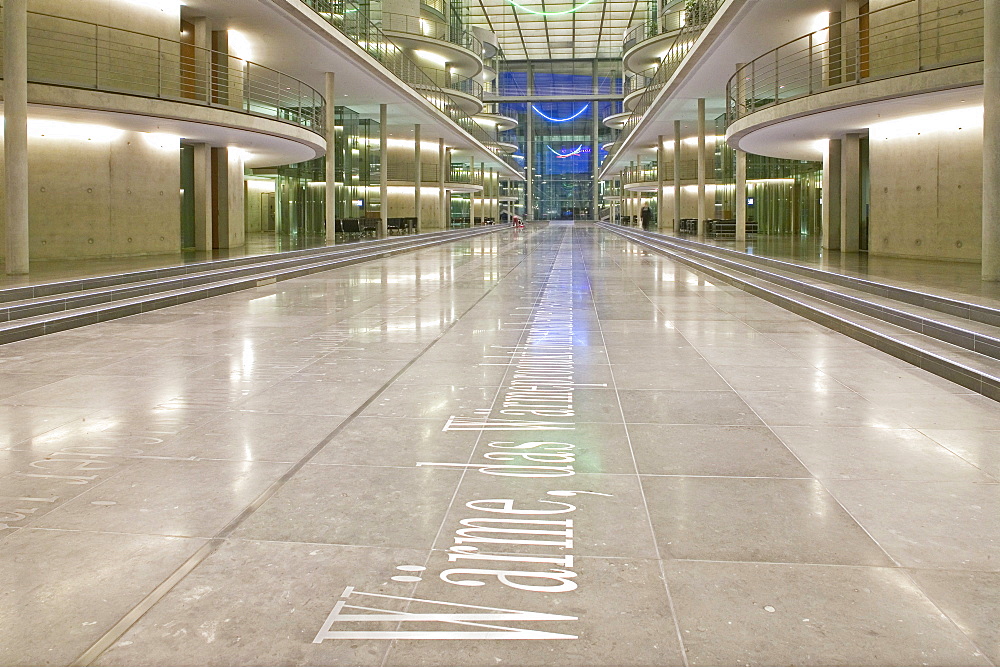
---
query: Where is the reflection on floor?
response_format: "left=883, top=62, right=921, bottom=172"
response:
left=0, top=223, right=997, bottom=666
left=654, top=228, right=1000, bottom=305
left=0, top=232, right=359, bottom=288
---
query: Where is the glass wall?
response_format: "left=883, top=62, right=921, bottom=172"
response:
left=716, top=119, right=823, bottom=237
left=496, top=59, right=622, bottom=220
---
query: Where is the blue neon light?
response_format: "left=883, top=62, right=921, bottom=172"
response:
left=531, top=105, right=589, bottom=122
left=546, top=144, right=586, bottom=159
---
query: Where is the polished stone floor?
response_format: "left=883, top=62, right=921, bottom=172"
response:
left=1, top=223, right=998, bottom=666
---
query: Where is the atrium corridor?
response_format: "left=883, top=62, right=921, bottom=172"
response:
left=1, top=223, right=998, bottom=666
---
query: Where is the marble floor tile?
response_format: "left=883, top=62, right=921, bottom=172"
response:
left=825, top=479, right=1000, bottom=571
left=774, top=426, right=997, bottom=482
left=32, top=458, right=289, bottom=538
left=906, top=568, right=1000, bottom=663
left=0, top=529, right=205, bottom=666
left=619, top=389, right=764, bottom=426
left=629, top=424, right=810, bottom=477
left=642, top=476, right=892, bottom=566
left=384, top=555, right=686, bottom=666
left=1, top=224, right=998, bottom=666
left=94, top=540, right=424, bottom=667
left=231, top=465, right=463, bottom=548
left=665, top=560, right=988, bottom=666
left=920, top=429, right=1000, bottom=479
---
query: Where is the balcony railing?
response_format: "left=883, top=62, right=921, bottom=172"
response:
left=603, top=0, right=724, bottom=168
left=622, top=0, right=688, bottom=52
left=380, top=12, right=484, bottom=56
left=620, top=162, right=700, bottom=184
left=300, top=0, right=519, bottom=172
left=726, top=0, right=983, bottom=126
left=0, top=11, right=325, bottom=134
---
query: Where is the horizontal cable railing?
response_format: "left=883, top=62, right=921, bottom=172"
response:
left=726, top=0, right=983, bottom=126
left=379, top=12, right=484, bottom=56
left=416, top=67, right=484, bottom=99
left=0, top=11, right=325, bottom=134
left=602, top=0, right=724, bottom=169
left=623, top=0, right=687, bottom=52
left=620, top=162, right=700, bottom=183
left=299, top=0, right=520, bottom=173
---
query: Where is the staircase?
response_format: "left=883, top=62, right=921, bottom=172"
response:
left=0, top=227, right=500, bottom=346
left=599, top=223, right=1000, bottom=402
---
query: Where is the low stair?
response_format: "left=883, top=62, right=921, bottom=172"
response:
left=0, top=228, right=500, bottom=345
left=599, top=223, right=1000, bottom=402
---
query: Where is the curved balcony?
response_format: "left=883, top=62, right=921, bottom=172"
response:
left=726, top=0, right=983, bottom=129
left=298, top=0, right=521, bottom=174
left=603, top=0, right=724, bottom=167
left=622, top=0, right=714, bottom=74
left=623, top=67, right=661, bottom=111
left=475, top=104, right=518, bottom=131
left=415, top=69, right=484, bottom=114
left=380, top=12, right=484, bottom=77
left=603, top=111, right=631, bottom=129
left=9, top=11, right=324, bottom=139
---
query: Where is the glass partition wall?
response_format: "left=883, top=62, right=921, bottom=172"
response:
left=495, top=59, right=622, bottom=221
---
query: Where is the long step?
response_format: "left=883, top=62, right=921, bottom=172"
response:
left=0, top=227, right=501, bottom=345
left=599, top=223, right=1000, bottom=402
left=0, top=228, right=492, bottom=315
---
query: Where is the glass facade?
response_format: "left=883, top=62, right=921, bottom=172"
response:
left=497, top=59, right=622, bottom=221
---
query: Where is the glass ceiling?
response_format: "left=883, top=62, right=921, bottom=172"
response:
left=468, top=0, right=642, bottom=61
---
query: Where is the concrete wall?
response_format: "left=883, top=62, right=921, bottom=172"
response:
left=869, top=124, right=982, bottom=261
left=0, top=130, right=180, bottom=261
left=30, top=0, right=180, bottom=37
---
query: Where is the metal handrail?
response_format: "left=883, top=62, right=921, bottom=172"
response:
left=380, top=12, right=484, bottom=56
left=299, top=0, right=519, bottom=173
left=415, top=67, right=484, bottom=99
left=622, top=0, right=687, bottom=52
left=725, top=0, right=983, bottom=126
left=0, top=11, right=325, bottom=134
left=603, top=0, right=724, bottom=168
left=620, top=161, right=698, bottom=184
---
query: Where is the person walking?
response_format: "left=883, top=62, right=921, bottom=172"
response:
left=640, top=203, right=652, bottom=230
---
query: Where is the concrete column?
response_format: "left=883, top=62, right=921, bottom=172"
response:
left=984, top=0, right=1000, bottom=280
left=439, top=138, right=447, bottom=229
left=480, top=162, right=486, bottom=222
left=841, top=132, right=861, bottom=251
left=673, top=120, right=682, bottom=232
left=379, top=103, right=388, bottom=239
left=657, top=135, right=665, bottom=230
left=414, top=124, right=422, bottom=233
left=4, top=0, right=29, bottom=274
left=526, top=102, right=534, bottom=220
left=697, top=98, right=708, bottom=238
left=325, top=73, right=337, bottom=243
left=822, top=138, right=843, bottom=250
left=842, top=1, right=860, bottom=81
left=469, top=155, right=477, bottom=225
left=192, top=17, right=211, bottom=101
left=826, top=11, right=844, bottom=86
left=212, top=147, right=244, bottom=249
left=592, top=100, right=600, bottom=219
left=489, top=169, right=496, bottom=221
left=736, top=149, right=747, bottom=242
left=193, top=143, right=213, bottom=252
left=446, top=147, right=453, bottom=226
